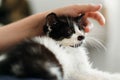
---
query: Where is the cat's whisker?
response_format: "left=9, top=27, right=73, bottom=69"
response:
left=85, top=37, right=107, bottom=52
left=74, top=39, right=76, bottom=47
left=84, top=40, right=93, bottom=48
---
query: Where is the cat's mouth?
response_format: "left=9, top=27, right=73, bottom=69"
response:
left=70, top=42, right=83, bottom=48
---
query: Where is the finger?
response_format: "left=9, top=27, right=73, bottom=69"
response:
left=53, top=4, right=102, bottom=17
left=84, top=26, right=90, bottom=33
left=86, top=11, right=105, bottom=26
left=76, top=4, right=102, bottom=13
left=84, top=19, right=93, bottom=33
left=80, top=17, right=93, bottom=33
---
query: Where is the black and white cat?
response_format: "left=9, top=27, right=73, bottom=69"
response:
left=0, top=13, right=120, bottom=80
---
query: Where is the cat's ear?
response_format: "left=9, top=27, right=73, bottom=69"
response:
left=46, top=13, right=58, bottom=26
left=75, top=14, right=93, bottom=33
left=74, top=14, right=86, bottom=29
left=75, top=14, right=85, bottom=23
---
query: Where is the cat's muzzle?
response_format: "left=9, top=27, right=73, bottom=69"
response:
left=70, top=42, right=83, bottom=48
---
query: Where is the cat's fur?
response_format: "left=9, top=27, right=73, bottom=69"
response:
left=0, top=13, right=120, bottom=80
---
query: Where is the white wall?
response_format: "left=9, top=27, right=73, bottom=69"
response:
left=105, top=0, right=120, bottom=72
left=28, top=0, right=104, bottom=13
left=28, top=0, right=120, bottom=73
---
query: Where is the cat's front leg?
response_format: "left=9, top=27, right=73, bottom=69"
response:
left=71, top=74, right=109, bottom=80
left=75, top=73, right=120, bottom=80
left=68, top=69, right=120, bottom=80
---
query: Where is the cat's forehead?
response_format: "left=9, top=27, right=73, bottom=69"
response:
left=59, top=16, right=74, bottom=23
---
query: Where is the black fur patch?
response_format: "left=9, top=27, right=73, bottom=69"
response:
left=0, top=40, right=63, bottom=80
left=44, top=13, right=74, bottom=40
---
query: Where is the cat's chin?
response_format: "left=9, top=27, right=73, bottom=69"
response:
left=70, top=42, right=83, bottom=48
left=58, top=42, right=83, bottom=48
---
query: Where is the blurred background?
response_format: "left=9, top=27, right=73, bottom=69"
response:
left=0, top=0, right=120, bottom=73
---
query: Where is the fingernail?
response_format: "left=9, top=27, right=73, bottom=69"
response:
left=84, top=27, right=90, bottom=33
left=97, top=4, right=102, bottom=10
left=92, top=4, right=102, bottom=10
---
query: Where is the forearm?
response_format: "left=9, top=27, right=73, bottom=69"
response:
left=0, top=11, right=48, bottom=51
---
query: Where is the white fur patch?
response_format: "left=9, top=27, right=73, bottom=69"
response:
left=49, top=67, right=62, bottom=80
left=34, top=37, right=91, bottom=80
left=12, top=64, right=23, bottom=75
left=34, top=36, right=120, bottom=80
left=46, top=23, right=52, bottom=36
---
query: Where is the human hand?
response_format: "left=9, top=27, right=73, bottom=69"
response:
left=52, top=4, right=105, bottom=32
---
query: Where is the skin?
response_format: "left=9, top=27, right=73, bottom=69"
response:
left=0, top=4, right=105, bottom=51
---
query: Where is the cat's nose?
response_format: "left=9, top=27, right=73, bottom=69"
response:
left=77, top=35, right=85, bottom=41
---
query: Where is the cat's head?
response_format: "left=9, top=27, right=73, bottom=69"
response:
left=44, top=13, right=87, bottom=47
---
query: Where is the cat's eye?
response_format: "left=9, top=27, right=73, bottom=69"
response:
left=64, top=30, right=73, bottom=38
left=79, top=25, right=84, bottom=30
left=58, top=37, right=64, bottom=40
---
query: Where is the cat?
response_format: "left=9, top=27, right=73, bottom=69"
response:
left=0, top=12, right=120, bottom=80
left=0, top=12, right=86, bottom=80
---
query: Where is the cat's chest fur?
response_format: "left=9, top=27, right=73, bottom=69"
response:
left=36, top=36, right=91, bottom=79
